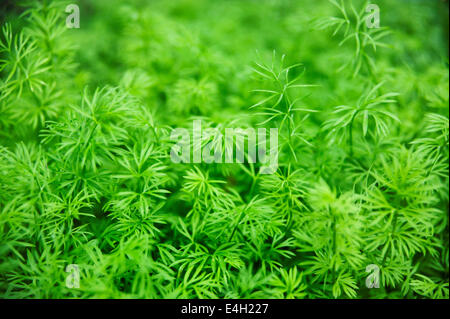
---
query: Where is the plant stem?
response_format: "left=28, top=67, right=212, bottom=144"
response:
left=327, top=204, right=337, bottom=285
left=228, top=207, right=247, bottom=242
left=348, top=112, right=358, bottom=157
left=382, top=209, right=398, bottom=265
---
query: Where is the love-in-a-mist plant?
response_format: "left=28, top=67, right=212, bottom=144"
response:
left=0, top=0, right=448, bottom=299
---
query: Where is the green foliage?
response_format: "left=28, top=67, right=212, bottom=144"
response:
left=0, top=0, right=448, bottom=299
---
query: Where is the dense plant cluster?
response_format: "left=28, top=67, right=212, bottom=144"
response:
left=0, top=0, right=448, bottom=299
